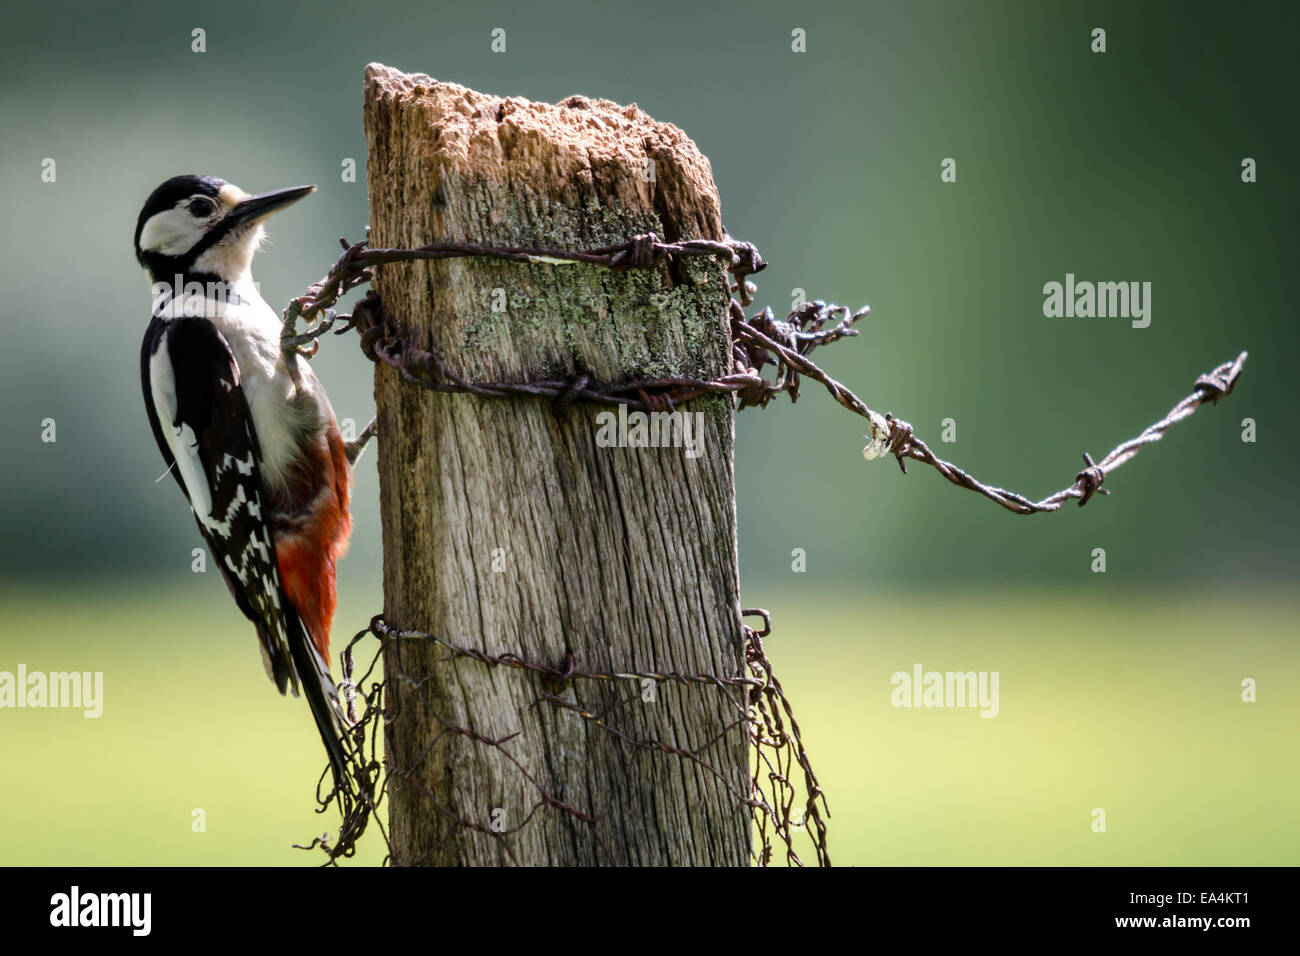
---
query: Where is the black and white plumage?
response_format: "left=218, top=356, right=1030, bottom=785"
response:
left=135, top=175, right=356, bottom=793
left=141, top=316, right=295, bottom=690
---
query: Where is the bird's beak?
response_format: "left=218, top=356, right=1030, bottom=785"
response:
left=226, top=184, right=316, bottom=228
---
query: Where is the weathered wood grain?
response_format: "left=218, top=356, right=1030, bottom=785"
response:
left=364, top=63, right=748, bottom=865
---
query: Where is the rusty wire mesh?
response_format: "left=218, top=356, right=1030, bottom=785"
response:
left=283, top=229, right=1244, bottom=866
left=294, top=608, right=828, bottom=866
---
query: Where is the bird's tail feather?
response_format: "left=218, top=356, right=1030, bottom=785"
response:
left=263, top=607, right=371, bottom=857
left=285, top=611, right=354, bottom=793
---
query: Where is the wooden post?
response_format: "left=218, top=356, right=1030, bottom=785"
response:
left=363, top=63, right=749, bottom=865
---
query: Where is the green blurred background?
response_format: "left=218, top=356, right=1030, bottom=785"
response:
left=1, top=0, right=1295, bottom=865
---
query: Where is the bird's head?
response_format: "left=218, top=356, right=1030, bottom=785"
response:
left=134, top=175, right=315, bottom=283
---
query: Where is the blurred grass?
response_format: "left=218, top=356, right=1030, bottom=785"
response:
left=0, top=578, right=387, bottom=866
left=760, top=581, right=1300, bottom=865
left=0, top=578, right=1295, bottom=865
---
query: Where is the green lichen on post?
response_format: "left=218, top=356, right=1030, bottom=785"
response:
left=447, top=207, right=732, bottom=385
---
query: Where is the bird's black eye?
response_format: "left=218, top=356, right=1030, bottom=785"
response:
left=189, top=198, right=216, bottom=218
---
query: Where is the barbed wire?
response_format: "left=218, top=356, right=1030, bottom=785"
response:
left=284, top=233, right=1247, bottom=516
left=299, top=608, right=828, bottom=866
left=282, top=227, right=1244, bottom=866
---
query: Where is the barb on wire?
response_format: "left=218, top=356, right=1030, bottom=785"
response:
left=870, top=351, right=1249, bottom=513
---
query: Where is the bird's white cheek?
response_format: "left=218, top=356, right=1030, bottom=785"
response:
left=138, top=209, right=205, bottom=256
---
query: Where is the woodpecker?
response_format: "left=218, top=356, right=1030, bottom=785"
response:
left=135, top=175, right=356, bottom=792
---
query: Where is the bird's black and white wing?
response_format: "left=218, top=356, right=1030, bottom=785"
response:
left=140, top=315, right=298, bottom=693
